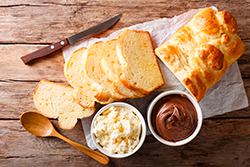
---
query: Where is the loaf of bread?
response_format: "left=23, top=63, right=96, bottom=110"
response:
left=155, top=8, right=245, bottom=102
left=117, top=29, right=165, bottom=95
left=64, top=47, right=96, bottom=108
left=101, top=39, right=144, bottom=98
left=83, top=41, right=127, bottom=103
left=33, top=79, right=95, bottom=129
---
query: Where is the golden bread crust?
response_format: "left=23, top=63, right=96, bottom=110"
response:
left=64, top=47, right=97, bottom=108
left=101, top=39, right=144, bottom=98
left=85, top=41, right=127, bottom=103
left=155, top=8, right=244, bottom=102
left=117, top=29, right=165, bottom=95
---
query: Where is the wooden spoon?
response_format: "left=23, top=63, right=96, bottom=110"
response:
left=20, top=111, right=109, bottom=165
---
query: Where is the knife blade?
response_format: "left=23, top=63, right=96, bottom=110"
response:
left=21, top=13, right=122, bottom=64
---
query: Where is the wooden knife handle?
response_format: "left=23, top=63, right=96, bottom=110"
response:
left=21, top=38, right=69, bottom=64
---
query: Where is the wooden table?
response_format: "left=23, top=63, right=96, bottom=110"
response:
left=0, top=1, right=249, bottom=166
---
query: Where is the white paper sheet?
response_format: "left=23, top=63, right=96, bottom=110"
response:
left=62, top=7, right=249, bottom=149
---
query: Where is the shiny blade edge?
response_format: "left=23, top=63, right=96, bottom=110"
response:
left=67, top=13, right=122, bottom=45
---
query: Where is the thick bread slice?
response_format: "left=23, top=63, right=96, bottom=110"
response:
left=33, top=79, right=95, bottom=129
left=101, top=39, right=144, bottom=98
left=84, top=41, right=127, bottom=102
left=155, top=8, right=245, bottom=102
left=64, top=47, right=96, bottom=108
left=117, top=29, right=165, bottom=95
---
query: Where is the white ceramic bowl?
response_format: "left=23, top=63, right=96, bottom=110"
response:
left=147, top=90, right=203, bottom=146
left=91, top=102, right=146, bottom=158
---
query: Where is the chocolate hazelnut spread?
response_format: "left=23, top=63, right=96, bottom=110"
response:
left=152, top=94, right=197, bottom=142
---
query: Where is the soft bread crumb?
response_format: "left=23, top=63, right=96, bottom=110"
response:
left=33, top=79, right=95, bottom=129
left=64, top=47, right=97, bottom=108
left=117, top=29, right=165, bottom=94
left=84, top=41, right=127, bottom=102
left=101, top=39, right=144, bottom=98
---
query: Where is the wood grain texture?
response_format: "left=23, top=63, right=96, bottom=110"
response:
left=1, top=119, right=250, bottom=167
left=0, top=0, right=249, bottom=166
left=0, top=45, right=66, bottom=81
left=0, top=42, right=249, bottom=119
left=0, top=0, right=249, bottom=44
left=0, top=40, right=249, bottom=82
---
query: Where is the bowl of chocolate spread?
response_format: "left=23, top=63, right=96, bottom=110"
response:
left=147, top=90, right=203, bottom=146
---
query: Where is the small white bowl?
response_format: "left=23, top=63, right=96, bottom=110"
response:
left=91, top=102, right=146, bottom=158
left=147, top=90, right=203, bottom=146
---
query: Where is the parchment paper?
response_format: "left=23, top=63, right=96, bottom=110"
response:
left=62, top=7, right=249, bottom=149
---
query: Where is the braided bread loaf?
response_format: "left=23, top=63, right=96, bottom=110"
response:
left=155, top=8, right=245, bottom=101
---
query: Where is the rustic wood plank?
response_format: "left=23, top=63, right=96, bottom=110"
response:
left=0, top=41, right=249, bottom=119
left=1, top=118, right=250, bottom=166
left=0, top=0, right=249, bottom=44
left=0, top=78, right=249, bottom=119
left=0, top=77, right=249, bottom=119
left=0, top=39, right=249, bottom=81
left=0, top=121, right=101, bottom=167
left=0, top=1, right=249, bottom=166
left=238, top=39, right=250, bottom=78
left=0, top=45, right=66, bottom=81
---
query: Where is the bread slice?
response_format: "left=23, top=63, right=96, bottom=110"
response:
left=83, top=41, right=127, bottom=103
left=33, top=79, right=95, bottom=129
left=116, top=29, right=165, bottom=94
left=101, top=39, right=144, bottom=98
left=64, top=47, right=97, bottom=108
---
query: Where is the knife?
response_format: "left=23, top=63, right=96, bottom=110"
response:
left=21, top=13, right=122, bottom=64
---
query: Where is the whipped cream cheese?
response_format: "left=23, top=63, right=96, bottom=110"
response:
left=92, top=105, right=141, bottom=154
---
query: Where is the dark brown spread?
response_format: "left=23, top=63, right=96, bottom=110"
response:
left=151, top=94, right=197, bottom=142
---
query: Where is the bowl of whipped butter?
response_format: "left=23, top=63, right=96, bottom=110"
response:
left=91, top=102, right=146, bottom=158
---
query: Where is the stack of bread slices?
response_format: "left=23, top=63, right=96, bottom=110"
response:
left=33, top=29, right=165, bottom=129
